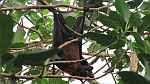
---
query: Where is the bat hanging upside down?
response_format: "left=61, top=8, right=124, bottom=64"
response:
left=52, top=11, right=93, bottom=78
left=38, top=0, right=93, bottom=78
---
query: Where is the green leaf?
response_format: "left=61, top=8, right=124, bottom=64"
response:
left=32, top=78, right=69, bottom=84
left=27, top=11, right=41, bottom=24
left=145, top=60, right=150, bottom=81
left=133, top=33, right=149, bottom=53
left=110, top=39, right=126, bottom=49
left=15, top=0, right=28, bottom=3
left=118, top=71, right=150, bottom=84
left=129, top=12, right=141, bottom=28
left=4, top=64, right=22, bottom=73
left=64, top=0, right=70, bottom=5
left=84, top=31, right=117, bottom=46
left=97, top=11, right=126, bottom=28
left=109, top=11, right=126, bottom=28
left=111, top=56, right=123, bottom=70
left=1, top=53, right=13, bottom=65
left=52, top=0, right=64, bottom=5
left=29, top=32, right=39, bottom=40
left=65, top=16, right=76, bottom=29
left=0, top=13, right=14, bottom=55
left=12, top=48, right=64, bottom=65
left=141, top=14, right=150, bottom=32
left=11, top=25, right=26, bottom=48
left=49, top=78, right=69, bottom=84
left=97, top=13, right=117, bottom=28
left=133, top=33, right=144, bottom=46
left=13, top=28, right=25, bottom=44
left=115, top=0, right=130, bottom=23
left=114, top=48, right=126, bottom=57
left=144, top=37, right=150, bottom=52
left=6, top=0, right=27, bottom=6
left=113, top=48, right=130, bottom=69
left=11, top=43, right=25, bottom=48
left=118, top=79, right=125, bottom=84
left=140, top=1, right=150, bottom=15
left=139, top=53, right=150, bottom=63
left=11, top=11, right=24, bottom=22
left=87, top=42, right=103, bottom=53
left=32, top=78, right=49, bottom=84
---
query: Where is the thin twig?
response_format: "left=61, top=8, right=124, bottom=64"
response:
left=0, top=70, right=110, bottom=80
left=0, top=5, right=110, bottom=12
left=58, top=38, right=80, bottom=48
left=93, top=63, right=108, bottom=75
left=46, top=55, right=93, bottom=66
left=106, top=50, right=117, bottom=84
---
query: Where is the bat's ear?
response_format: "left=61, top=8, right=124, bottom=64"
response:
left=73, top=16, right=84, bottom=34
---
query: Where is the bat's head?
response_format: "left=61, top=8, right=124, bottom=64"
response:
left=75, top=64, right=94, bottom=78
left=56, top=61, right=94, bottom=78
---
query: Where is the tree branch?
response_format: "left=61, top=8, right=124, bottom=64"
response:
left=0, top=71, right=110, bottom=80
left=0, top=5, right=110, bottom=12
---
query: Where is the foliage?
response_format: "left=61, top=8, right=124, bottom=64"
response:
left=0, top=0, right=150, bottom=84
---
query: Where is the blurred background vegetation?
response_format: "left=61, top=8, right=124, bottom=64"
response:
left=0, top=0, right=150, bottom=84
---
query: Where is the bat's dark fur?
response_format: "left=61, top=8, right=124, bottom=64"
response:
left=53, top=12, right=93, bottom=78
left=38, top=0, right=93, bottom=78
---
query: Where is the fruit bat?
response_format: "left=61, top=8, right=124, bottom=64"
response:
left=53, top=12, right=93, bottom=78
left=38, top=0, right=93, bottom=78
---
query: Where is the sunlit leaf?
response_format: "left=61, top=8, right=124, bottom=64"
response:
left=115, top=0, right=130, bottom=22
left=13, top=28, right=26, bottom=44
left=11, top=11, right=24, bottom=22
left=32, top=78, right=69, bottom=84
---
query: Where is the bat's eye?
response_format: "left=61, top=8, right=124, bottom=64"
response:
left=88, top=66, right=93, bottom=71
